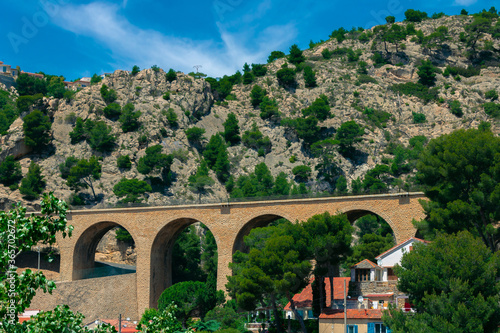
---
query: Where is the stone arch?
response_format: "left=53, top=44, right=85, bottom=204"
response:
left=337, top=205, right=408, bottom=242
left=232, top=209, right=295, bottom=255
left=149, top=217, right=217, bottom=308
left=72, top=221, right=137, bottom=281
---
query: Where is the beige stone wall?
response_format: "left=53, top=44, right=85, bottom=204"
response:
left=30, top=273, right=137, bottom=322
left=52, top=192, right=425, bottom=319
left=320, top=318, right=376, bottom=333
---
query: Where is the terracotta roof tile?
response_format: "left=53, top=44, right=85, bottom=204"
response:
left=284, top=277, right=350, bottom=310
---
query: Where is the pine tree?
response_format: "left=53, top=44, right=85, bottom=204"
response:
left=223, top=113, right=241, bottom=146
left=20, top=162, right=46, bottom=200
left=0, top=156, right=22, bottom=187
left=214, top=146, right=230, bottom=183
left=303, top=66, right=317, bottom=88
left=288, top=44, right=305, bottom=65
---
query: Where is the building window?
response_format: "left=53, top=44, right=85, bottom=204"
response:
left=347, top=325, right=358, bottom=333
left=368, top=322, right=390, bottom=333
left=356, top=269, right=370, bottom=281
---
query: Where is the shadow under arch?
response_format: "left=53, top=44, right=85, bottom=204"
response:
left=339, top=207, right=399, bottom=238
left=232, top=214, right=290, bottom=255
left=149, top=217, right=216, bottom=308
left=72, top=221, right=137, bottom=281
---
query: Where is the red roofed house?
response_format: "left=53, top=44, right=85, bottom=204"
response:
left=319, top=309, right=392, bottom=333
left=284, top=277, right=354, bottom=320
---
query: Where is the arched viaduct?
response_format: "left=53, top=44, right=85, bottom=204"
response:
left=31, top=192, right=426, bottom=321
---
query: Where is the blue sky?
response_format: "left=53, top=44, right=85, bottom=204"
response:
left=0, top=0, right=495, bottom=80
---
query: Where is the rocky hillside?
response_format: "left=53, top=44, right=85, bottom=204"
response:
left=1, top=12, right=499, bottom=210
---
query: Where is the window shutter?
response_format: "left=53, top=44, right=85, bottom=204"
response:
left=367, top=323, right=375, bottom=333
left=355, top=325, right=359, bottom=333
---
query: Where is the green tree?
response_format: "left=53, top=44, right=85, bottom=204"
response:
left=273, top=172, right=291, bottom=196
left=336, top=175, right=347, bottom=194
left=59, top=156, right=79, bottom=180
left=293, top=116, right=321, bottom=145
left=223, top=113, right=240, bottom=145
left=386, top=15, right=395, bottom=23
left=23, top=110, right=52, bottom=152
left=303, top=66, right=317, bottom=88
left=158, top=281, right=209, bottom=328
left=214, top=145, right=230, bottom=182
left=465, top=16, right=493, bottom=51
left=137, top=303, right=182, bottom=333
left=292, top=165, right=311, bottom=183
left=113, top=178, right=151, bottom=203
left=336, top=120, right=364, bottom=157
left=250, top=85, right=266, bottom=108
left=66, top=156, right=102, bottom=202
left=288, top=44, right=305, bottom=65
left=242, top=123, right=272, bottom=154
left=116, top=155, right=132, bottom=169
left=384, top=232, right=500, bottom=333
left=90, top=73, right=102, bottom=85
left=204, top=134, right=225, bottom=168
left=415, top=128, right=500, bottom=252
left=0, top=156, right=22, bottom=187
left=185, top=127, right=206, bottom=146
left=345, top=233, right=394, bottom=268
left=0, top=194, right=109, bottom=331
left=166, top=68, right=177, bottom=82
left=19, top=162, right=46, bottom=200
left=188, top=160, right=215, bottom=202
left=119, top=103, right=141, bottom=132
left=404, top=9, right=428, bottom=22
left=363, top=164, right=391, bottom=193
left=251, top=63, right=267, bottom=77
left=100, top=84, right=117, bottom=104
left=302, top=95, right=330, bottom=121
left=267, top=50, right=286, bottom=63
left=276, top=64, right=297, bottom=88
left=15, top=73, right=47, bottom=96
left=165, top=108, right=178, bottom=128
left=103, top=102, right=121, bottom=120
left=131, top=65, right=140, bottom=75
left=87, top=121, right=116, bottom=152
left=259, top=96, right=279, bottom=120
left=417, top=60, right=437, bottom=87
left=47, top=76, right=66, bottom=98
left=311, top=139, right=340, bottom=186
left=69, top=117, right=86, bottom=144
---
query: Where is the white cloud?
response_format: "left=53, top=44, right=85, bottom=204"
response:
left=51, top=1, right=296, bottom=76
left=453, top=0, right=478, bottom=6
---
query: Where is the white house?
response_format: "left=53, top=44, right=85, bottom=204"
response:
left=375, top=237, right=428, bottom=281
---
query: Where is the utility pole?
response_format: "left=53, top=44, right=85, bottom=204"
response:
left=344, top=279, right=347, bottom=333
left=193, top=65, right=202, bottom=73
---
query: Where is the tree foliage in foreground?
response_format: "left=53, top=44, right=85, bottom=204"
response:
left=415, top=128, right=500, bottom=252
left=0, top=194, right=114, bottom=331
left=383, top=231, right=500, bottom=333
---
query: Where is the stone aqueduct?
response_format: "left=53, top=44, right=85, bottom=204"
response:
left=31, top=192, right=426, bottom=320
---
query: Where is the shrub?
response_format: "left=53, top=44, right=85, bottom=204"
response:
left=119, top=103, right=141, bottom=132
left=166, top=69, right=177, bottom=82
left=113, top=178, right=151, bottom=203
left=444, top=65, right=480, bottom=78
left=485, top=90, right=498, bottom=101
left=251, top=63, right=267, bottom=77
left=363, top=107, right=392, bottom=127
left=259, top=97, right=279, bottom=120
left=483, top=102, right=500, bottom=118
left=276, top=64, right=297, bottom=88
left=302, top=95, right=330, bottom=121
left=165, top=108, right=178, bottom=127
left=19, top=161, right=45, bottom=200
left=292, top=165, right=312, bottom=182
left=242, top=123, right=272, bottom=154
left=412, top=112, right=427, bottom=123
left=356, top=74, right=378, bottom=85
left=162, top=91, right=170, bottom=101
left=404, top=9, right=428, bottom=22
left=0, top=156, right=22, bottom=186
left=267, top=50, right=286, bottom=63
left=115, top=227, right=133, bottom=242
left=185, top=127, right=206, bottom=144
left=448, top=100, right=463, bottom=117
left=100, top=84, right=117, bottom=104
left=303, top=66, right=317, bottom=88
left=151, top=65, right=160, bottom=72
left=321, top=48, right=332, bottom=59
left=117, top=155, right=132, bottom=169
left=250, top=85, right=267, bottom=108
left=103, top=103, right=121, bottom=120
left=390, top=82, right=438, bottom=103
left=371, top=52, right=389, bottom=67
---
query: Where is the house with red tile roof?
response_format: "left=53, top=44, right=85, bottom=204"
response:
left=284, top=277, right=353, bottom=320
left=319, top=309, right=392, bottom=333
